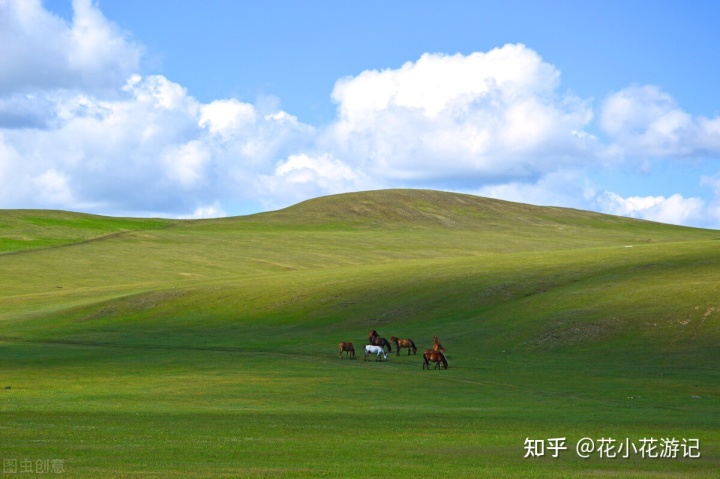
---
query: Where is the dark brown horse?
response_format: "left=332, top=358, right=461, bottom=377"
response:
left=422, top=350, right=448, bottom=370
left=371, top=337, right=392, bottom=353
left=338, top=342, right=355, bottom=359
left=369, top=330, right=378, bottom=344
left=390, top=336, right=417, bottom=355
left=433, top=336, right=446, bottom=352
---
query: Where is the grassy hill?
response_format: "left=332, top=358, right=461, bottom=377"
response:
left=0, top=209, right=174, bottom=254
left=1, top=189, right=719, bottom=477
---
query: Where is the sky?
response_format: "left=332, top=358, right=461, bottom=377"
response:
left=2, top=1, right=720, bottom=227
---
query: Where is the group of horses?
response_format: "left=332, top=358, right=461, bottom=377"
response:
left=338, top=330, right=448, bottom=369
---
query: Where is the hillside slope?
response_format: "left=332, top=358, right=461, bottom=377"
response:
left=1, top=189, right=718, bottom=355
left=0, top=209, right=175, bottom=254
left=228, top=188, right=713, bottom=234
left=2, top=189, right=720, bottom=477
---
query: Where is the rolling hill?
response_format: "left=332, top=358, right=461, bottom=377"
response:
left=1, top=189, right=719, bottom=478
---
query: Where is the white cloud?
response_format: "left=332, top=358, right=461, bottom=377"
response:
left=274, top=153, right=358, bottom=184
left=326, top=44, right=597, bottom=184
left=32, top=169, right=75, bottom=205
left=601, top=85, right=720, bottom=157
left=256, top=153, right=373, bottom=209
left=474, top=169, right=597, bottom=210
left=162, top=141, right=211, bottom=189
left=199, top=99, right=256, bottom=139
left=0, top=0, right=142, bottom=96
left=332, top=45, right=560, bottom=121
left=596, top=191, right=707, bottom=226
left=0, top=0, right=717, bottom=228
left=0, top=72, right=314, bottom=216
left=178, top=203, right=227, bottom=220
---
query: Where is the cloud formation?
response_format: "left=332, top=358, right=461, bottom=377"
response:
left=601, top=85, right=720, bottom=158
left=597, top=191, right=707, bottom=227
left=326, top=45, right=596, bottom=184
left=1, top=1, right=720, bottom=227
left=0, top=0, right=141, bottom=96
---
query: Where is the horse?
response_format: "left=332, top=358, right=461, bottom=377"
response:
left=369, top=330, right=378, bottom=344
left=433, top=336, right=446, bottom=351
left=390, top=336, right=417, bottom=355
left=338, top=342, right=355, bottom=359
left=371, top=336, right=392, bottom=353
left=364, top=344, right=388, bottom=361
left=422, top=350, right=448, bottom=370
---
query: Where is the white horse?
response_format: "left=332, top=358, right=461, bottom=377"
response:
left=364, top=344, right=388, bottom=361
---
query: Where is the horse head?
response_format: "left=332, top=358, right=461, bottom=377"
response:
left=439, top=351, right=448, bottom=369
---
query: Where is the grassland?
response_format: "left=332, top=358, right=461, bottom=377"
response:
left=1, top=189, right=719, bottom=477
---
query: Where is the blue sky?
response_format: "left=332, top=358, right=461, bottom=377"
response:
left=3, top=1, right=720, bottom=227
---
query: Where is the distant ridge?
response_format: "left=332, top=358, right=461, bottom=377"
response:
left=2, top=189, right=714, bottom=257
left=247, top=189, right=698, bottom=231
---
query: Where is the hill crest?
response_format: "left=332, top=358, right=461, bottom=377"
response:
left=245, top=189, right=696, bottom=232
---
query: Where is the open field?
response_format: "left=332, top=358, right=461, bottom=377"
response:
left=1, top=189, right=719, bottom=477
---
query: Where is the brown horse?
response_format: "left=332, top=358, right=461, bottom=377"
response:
left=422, top=350, right=448, bottom=370
left=338, top=342, right=355, bottom=359
left=371, top=336, right=392, bottom=353
left=369, top=330, right=378, bottom=344
left=433, top=336, right=446, bottom=351
left=390, top=336, right=417, bottom=355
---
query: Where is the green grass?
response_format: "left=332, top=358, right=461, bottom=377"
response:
left=0, top=210, right=174, bottom=254
left=1, top=189, right=719, bottom=477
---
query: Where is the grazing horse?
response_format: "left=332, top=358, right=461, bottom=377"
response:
left=422, top=350, right=448, bottom=370
left=364, top=344, right=388, bottom=361
left=390, top=336, right=417, bottom=355
left=338, top=342, right=355, bottom=359
left=433, top=336, right=446, bottom=351
left=371, top=336, right=392, bottom=353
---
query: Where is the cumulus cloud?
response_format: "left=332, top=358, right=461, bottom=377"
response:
left=0, top=0, right=718, bottom=227
left=0, top=0, right=142, bottom=96
left=32, top=168, right=75, bottom=205
left=601, top=85, right=720, bottom=157
left=256, top=153, right=373, bottom=209
left=199, top=99, right=256, bottom=140
left=596, top=191, right=707, bottom=227
left=0, top=73, right=316, bottom=215
left=474, top=169, right=597, bottom=210
left=326, top=44, right=597, bottom=184
left=178, top=202, right=227, bottom=220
